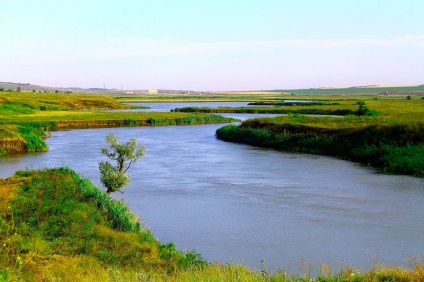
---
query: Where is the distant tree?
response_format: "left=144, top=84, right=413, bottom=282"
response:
left=99, top=134, right=145, bottom=195
left=17, top=86, right=21, bottom=92
left=354, top=100, right=370, bottom=116
left=54, top=90, right=59, bottom=93
left=32, top=89, right=36, bottom=92
left=0, top=88, right=4, bottom=92
left=406, top=95, right=412, bottom=100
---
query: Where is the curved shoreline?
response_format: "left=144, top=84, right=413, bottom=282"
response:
left=0, top=115, right=236, bottom=155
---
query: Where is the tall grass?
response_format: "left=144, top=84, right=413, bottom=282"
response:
left=0, top=167, right=208, bottom=280
left=216, top=118, right=424, bottom=176
left=172, top=106, right=358, bottom=116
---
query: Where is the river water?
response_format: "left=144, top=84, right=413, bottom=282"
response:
left=1, top=102, right=423, bottom=275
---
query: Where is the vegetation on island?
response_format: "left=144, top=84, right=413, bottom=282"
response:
left=172, top=99, right=379, bottom=116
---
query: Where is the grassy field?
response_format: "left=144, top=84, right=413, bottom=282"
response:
left=0, top=92, right=236, bottom=155
left=112, top=85, right=424, bottom=102
left=1, top=167, right=424, bottom=281
left=216, top=96, right=424, bottom=177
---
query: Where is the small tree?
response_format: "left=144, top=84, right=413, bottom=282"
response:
left=354, top=100, right=370, bottom=116
left=99, top=134, right=145, bottom=194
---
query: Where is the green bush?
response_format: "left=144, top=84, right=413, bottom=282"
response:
left=16, top=125, right=47, bottom=152
left=0, top=146, right=6, bottom=156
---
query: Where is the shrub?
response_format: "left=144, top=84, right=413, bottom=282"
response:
left=16, top=125, right=48, bottom=152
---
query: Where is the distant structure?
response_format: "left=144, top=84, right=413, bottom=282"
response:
left=148, top=89, right=158, bottom=94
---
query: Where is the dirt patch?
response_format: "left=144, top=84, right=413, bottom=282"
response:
left=0, top=178, right=23, bottom=208
left=0, top=140, right=26, bottom=154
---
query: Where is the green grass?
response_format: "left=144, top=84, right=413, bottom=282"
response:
left=0, top=167, right=208, bottom=281
left=216, top=114, right=424, bottom=176
left=0, top=92, right=237, bottom=155
left=0, top=91, right=131, bottom=111
left=173, top=105, right=360, bottom=116
left=271, top=85, right=424, bottom=96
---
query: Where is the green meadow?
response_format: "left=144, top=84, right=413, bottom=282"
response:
left=0, top=92, right=235, bottom=155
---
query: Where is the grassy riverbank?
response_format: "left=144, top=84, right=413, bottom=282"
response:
left=0, top=92, right=235, bottom=155
left=1, top=167, right=424, bottom=281
left=216, top=96, right=424, bottom=177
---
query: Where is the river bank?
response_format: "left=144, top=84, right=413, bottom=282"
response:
left=1, top=167, right=423, bottom=281
left=0, top=92, right=236, bottom=155
left=216, top=115, right=424, bottom=177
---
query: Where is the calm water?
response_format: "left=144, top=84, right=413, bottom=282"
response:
left=1, top=103, right=423, bottom=274
left=120, top=101, right=251, bottom=112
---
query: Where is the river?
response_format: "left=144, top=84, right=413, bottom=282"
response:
left=1, top=102, right=423, bottom=275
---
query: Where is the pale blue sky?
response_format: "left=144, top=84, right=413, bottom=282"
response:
left=1, top=0, right=423, bottom=91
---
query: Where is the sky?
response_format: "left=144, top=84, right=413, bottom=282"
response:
left=1, top=0, right=424, bottom=91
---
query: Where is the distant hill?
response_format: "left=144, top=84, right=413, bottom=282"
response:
left=2, top=81, right=424, bottom=95
left=0, top=81, right=116, bottom=93
left=0, top=81, right=74, bottom=93
left=0, top=81, right=192, bottom=94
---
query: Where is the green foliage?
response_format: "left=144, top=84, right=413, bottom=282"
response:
left=16, top=125, right=48, bottom=152
left=248, top=101, right=331, bottom=106
left=272, top=85, right=424, bottom=96
left=380, top=144, right=424, bottom=175
left=99, top=134, right=145, bottom=194
left=99, top=162, right=130, bottom=194
left=121, top=118, right=137, bottom=126
left=148, top=114, right=235, bottom=126
left=353, top=100, right=378, bottom=116
left=0, top=101, right=36, bottom=115
left=5, top=167, right=156, bottom=236
left=173, top=106, right=357, bottom=116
